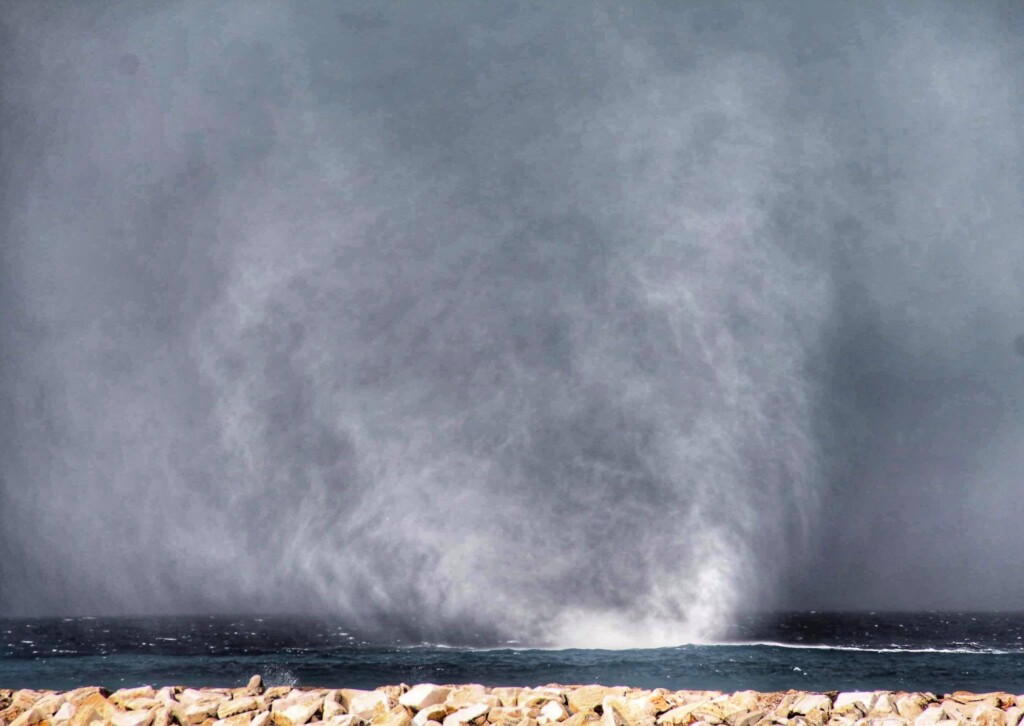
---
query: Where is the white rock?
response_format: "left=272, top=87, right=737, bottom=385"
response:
left=835, top=693, right=880, bottom=711
left=111, top=710, right=157, bottom=726
left=538, top=701, right=568, bottom=724
left=790, top=695, right=831, bottom=716
left=272, top=701, right=320, bottom=726
left=342, top=691, right=392, bottom=720
left=53, top=703, right=75, bottom=723
left=413, top=704, right=448, bottom=726
left=442, top=703, right=490, bottom=726
left=400, top=687, right=451, bottom=712
left=326, top=716, right=363, bottom=726
left=915, top=706, right=946, bottom=726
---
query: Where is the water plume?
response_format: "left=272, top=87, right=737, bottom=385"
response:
left=2, top=1, right=1023, bottom=645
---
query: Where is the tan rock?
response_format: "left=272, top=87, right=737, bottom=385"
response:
left=443, top=703, right=491, bottom=726
left=70, top=693, right=117, bottom=726
left=973, top=706, right=1007, bottom=726
left=568, top=689, right=627, bottom=717
left=246, top=679, right=263, bottom=696
left=324, top=700, right=347, bottom=720
left=656, top=704, right=700, bottom=726
left=153, top=708, right=170, bottom=726
left=271, top=700, right=320, bottom=726
left=218, top=699, right=260, bottom=720
left=730, top=711, right=762, bottom=726
left=833, top=694, right=878, bottom=713
left=371, top=707, right=413, bottom=726
left=327, top=718, right=364, bottom=726
left=914, top=706, right=945, bottom=726
left=492, top=692, right=523, bottom=710
left=1005, top=707, right=1024, bottom=726
left=126, top=700, right=163, bottom=712
left=725, top=694, right=759, bottom=714
left=112, top=709, right=158, bottom=726
left=490, top=708, right=540, bottom=723
left=413, top=704, right=448, bottom=726
left=896, top=695, right=931, bottom=722
left=601, top=697, right=656, bottom=726
left=112, top=689, right=157, bottom=707
left=213, top=715, right=252, bottom=726
left=185, top=702, right=225, bottom=725
left=788, top=697, right=830, bottom=718
left=939, top=701, right=969, bottom=722
left=400, top=688, right=450, bottom=712
left=68, top=690, right=109, bottom=707
left=554, top=712, right=599, bottom=726
left=448, top=690, right=498, bottom=712
left=342, top=692, right=392, bottom=720
left=53, top=702, right=75, bottom=724
left=519, top=693, right=563, bottom=710
left=9, top=707, right=44, bottom=726
left=251, top=714, right=271, bottom=726
left=264, top=690, right=292, bottom=702
left=869, top=695, right=898, bottom=717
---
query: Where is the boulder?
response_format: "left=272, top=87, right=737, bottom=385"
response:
left=126, top=699, right=163, bottom=712
left=153, top=708, right=171, bottom=726
left=371, top=707, right=413, bottom=726
left=247, top=678, right=264, bottom=696
left=914, top=706, right=945, bottom=726
left=251, top=714, right=271, bottom=726
left=896, top=695, right=932, bottom=721
left=112, top=689, right=157, bottom=707
left=601, top=696, right=656, bottom=726
left=327, top=717, right=364, bottom=726
left=112, top=710, right=158, bottom=726
left=973, top=706, right=1007, bottom=726
left=400, top=688, right=450, bottom=712
left=70, top=693, right=117, bottom=726
left=539, top=702, right=569, bottom=724
left=324, top=700, right=347, bottom=720
left=53, top=702, right=75, bottom=723
left=447, top=690, right=498, bottom=712
left=9, top=708, right=44, bottom=726
left=569, top=689, right=627, bottom=716
left=519, top=692, right=564, bottom=710
left=730, top=711, right=762, bottom=726
left=442, top=703, right=491, bottom=726
left=493, top=691, right=524, bottom=709
left=834, top=694, right=879, bottom=713
left=1005, top=708, right=1024, bottom=726
left=656, top=704, right=700, bottom=726
left=492, top=708, right=541, bottom=723
left=342, top=692, right=392, bottom=720
left=869, top=695, right=898, bottom=717
left=556, top=713, right=600, bottom=726
left=219, top=699, right=262, bottom=720
left=213, top=715, right=252, bottom=726
left=271, top=700, right=320, bottom=726
left=413, top=704, right=448, bottom=726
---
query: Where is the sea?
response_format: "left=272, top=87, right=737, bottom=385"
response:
left=2, top=612, right=1022, bottom=693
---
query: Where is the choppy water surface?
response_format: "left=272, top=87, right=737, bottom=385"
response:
left=2, top=613, right=1022, bottom=693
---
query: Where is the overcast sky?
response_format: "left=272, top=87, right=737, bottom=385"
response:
left=1, top=1, right=1023, bottom=646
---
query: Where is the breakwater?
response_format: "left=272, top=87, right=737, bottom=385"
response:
left=1, top=679, right=1020, bottom=726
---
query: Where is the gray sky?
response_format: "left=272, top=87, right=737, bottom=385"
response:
left=1, top=1, right=1023, bottom=646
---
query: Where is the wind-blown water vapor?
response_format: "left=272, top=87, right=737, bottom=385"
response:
left=2, top=2, right=1023, bottom=646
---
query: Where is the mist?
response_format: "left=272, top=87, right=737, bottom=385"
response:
left=1, top=1, right=1022, bottom=647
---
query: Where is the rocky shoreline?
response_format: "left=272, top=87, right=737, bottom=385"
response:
left=1, top=679, right=1019, bottom=726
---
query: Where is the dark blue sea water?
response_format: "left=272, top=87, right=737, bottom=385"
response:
left=2, top=613, right=1023, bottom=693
